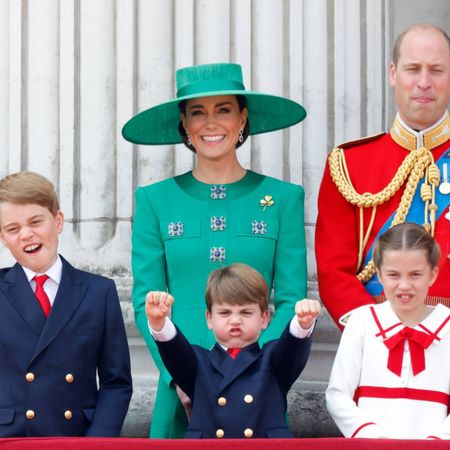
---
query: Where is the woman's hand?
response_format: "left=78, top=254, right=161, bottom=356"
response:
left=176, top=385, right=192, bottom=420
left=145, top=291, right=174, bottom=331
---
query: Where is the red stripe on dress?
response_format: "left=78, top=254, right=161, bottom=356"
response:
left=370, top=307, right=386, bottom=339
left=351, top=422, right=376, bottom=438
left=418, top=322, right=441, bottom=341
left=370, top=306, right=403, bottom=338
left=429, top=314, right=450, bottom=338
left=354, top=386, right=449, bottom=407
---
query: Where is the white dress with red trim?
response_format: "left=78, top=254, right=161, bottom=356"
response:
left=326, top=301, right=450, bottom=439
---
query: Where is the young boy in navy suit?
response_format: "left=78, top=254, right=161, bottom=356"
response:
left=0, top=171, right=132, bottom=437
left=146, top=263, right=321, bottom=438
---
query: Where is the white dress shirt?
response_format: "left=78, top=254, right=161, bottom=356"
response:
left=22, top=256, right=63, bottom=306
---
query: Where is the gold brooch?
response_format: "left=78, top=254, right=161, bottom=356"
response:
left=260, top=195, right=274, bottom=211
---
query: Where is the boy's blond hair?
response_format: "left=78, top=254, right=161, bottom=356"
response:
left=205, top=263, right=268, bottom=313
left=0, top=171, right=60, bottom=215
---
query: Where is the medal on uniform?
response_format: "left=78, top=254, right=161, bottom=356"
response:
left=439, top=163, right=450, bottom=194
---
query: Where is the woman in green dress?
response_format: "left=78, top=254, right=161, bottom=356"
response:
left=122, top=63, right=308, bottom=438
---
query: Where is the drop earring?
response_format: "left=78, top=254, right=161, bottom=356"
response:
left=186, top=131, right=191, bottom=146
left=238, top=128, right=244, bottom=143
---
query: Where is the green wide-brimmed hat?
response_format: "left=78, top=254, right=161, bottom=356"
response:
left=122, top=63, right=306, bottom=145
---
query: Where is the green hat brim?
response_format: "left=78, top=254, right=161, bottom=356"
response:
left=122, top=90, right=306, bottom=145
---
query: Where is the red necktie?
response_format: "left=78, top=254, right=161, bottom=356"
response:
left=227, top=348, right=241, bottom=359
left=34, top=275, right=51, bottom=317
left=383, top=326, right=435, bottom=376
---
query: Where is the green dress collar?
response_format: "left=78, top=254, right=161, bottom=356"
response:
left=174, top=170, right=264, bottom=200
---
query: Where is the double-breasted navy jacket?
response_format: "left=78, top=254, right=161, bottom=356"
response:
left=0, top=256, right=132, bottom=437
left=156, top=323, right=312, bottom=438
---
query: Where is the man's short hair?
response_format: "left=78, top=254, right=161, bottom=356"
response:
left=392, top=23, right=450, bottom=66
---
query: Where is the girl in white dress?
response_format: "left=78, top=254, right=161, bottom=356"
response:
left=326, top=222, right=450, bottom=439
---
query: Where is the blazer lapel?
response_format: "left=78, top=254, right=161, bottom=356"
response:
left=30, top=258, right=87, bottom=363
left=208, top=344, right=233, bottom=376
left=1, top=263, right=46, bottom=335
left=212, top=342, right=262, bottom=392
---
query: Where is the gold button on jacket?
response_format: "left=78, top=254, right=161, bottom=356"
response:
left=65, top=373, right=74, bottom=383
left=244, top=428, right=253, bottom=438
left=25, top=373, right=35, bottom=382
left=243, top=394, right=253, bottom=404
left=217, top=397, right=227, bottom=406
left=215, top=429, right=224, bottom=438
left=64, top=410, right=73, bottom=420
left=26, top=410, right=35, bottom=419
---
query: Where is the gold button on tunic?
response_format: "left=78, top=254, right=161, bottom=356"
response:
left=216, top=429, right=224, bottom=438
left=26, top=410, right=35, bottom=419
left=217, top=397, right=227, bottom=406
left=244, top=428, right=253, bottom=438
left=64, top=410, right=73, bottom=420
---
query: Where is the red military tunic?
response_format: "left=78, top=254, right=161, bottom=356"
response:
left=316, top=113, right=450, bottom=328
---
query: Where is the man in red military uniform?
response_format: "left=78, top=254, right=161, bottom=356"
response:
left=316, top=23, right=450, bottom=329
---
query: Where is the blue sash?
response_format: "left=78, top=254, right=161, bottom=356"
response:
left=364, top=148, right=450, bottom=295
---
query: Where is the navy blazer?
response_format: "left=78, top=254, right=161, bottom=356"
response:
left=0, top=256, right=132, bottom=437
left=156, top=323, right=313, bottom=438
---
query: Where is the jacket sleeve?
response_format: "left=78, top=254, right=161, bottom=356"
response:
left=315, top=162, right=375, bottom=329
left=155, top=326, right=198, bottom=400
left=325, top=312, right=385, bottom=438
left=131, top=186, right=173, bottom=387
left=261, top=185, right=307, bottom=344
left=85, top=279, right=132, bottom=437
left=270, top=322, right=313, bottom=391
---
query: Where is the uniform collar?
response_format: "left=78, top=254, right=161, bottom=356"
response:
left=390, top=111, right=450, bottom=151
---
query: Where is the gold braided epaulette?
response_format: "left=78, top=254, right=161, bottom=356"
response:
left=328, top=139, right=436, bottom=284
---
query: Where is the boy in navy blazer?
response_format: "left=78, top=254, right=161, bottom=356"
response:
left=146, top=263, right=321, bottom=438
left=0, top=171, right=132, bottom=437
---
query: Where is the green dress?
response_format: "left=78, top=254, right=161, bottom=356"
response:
left=132, top=170, right=307, bottom=438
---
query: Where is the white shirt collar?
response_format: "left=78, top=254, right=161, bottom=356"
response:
left=22, top=255, right=63, bottom=285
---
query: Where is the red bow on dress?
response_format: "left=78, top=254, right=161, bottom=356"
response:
left=383, top=326, right=435, bottom=376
